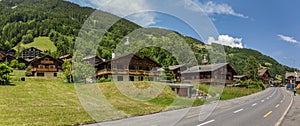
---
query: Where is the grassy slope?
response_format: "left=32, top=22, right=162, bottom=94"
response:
left=0, top=70, right=92, bottom=126
left=13, top=37, right=57, bottom=52
left=0, top=70, right=261, bottom=125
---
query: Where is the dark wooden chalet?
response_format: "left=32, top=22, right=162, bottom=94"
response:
left=181, top=63, right=237, bottom=84
left=96, top=53, right=161, bottom=81
left=234, top=75, right=248, bottom=81
left=82, top=55, right=104, bottom=67
left=258, top=69, right=271, bottom=84
left=6, top=49, right=16, bottom=56
left=1, top=55, right=16, bottom=63
left=285, top=72, right=299, bottom=84
left=158, top=64, right=188, bottom=82
left=21, top=47, right=43, bottom=60
left=17, top=58, right=30, bottom=66
left=29, top=55, right=63, bottom=77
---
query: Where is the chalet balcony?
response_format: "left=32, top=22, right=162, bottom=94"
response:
left=182, top=78, right=235, bottom=84
left=41, top=61, right=54, bottom=64
left=30, top=68, right=58, bottom=72
left=97, top=69, right=159, bottom=76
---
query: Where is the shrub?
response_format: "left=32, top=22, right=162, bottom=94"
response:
left=9, top=59, right=19, bottom=69
left=25, top=71, right=33, bottom=76
left=18, top=63, right=27, bottom=70
left=98, top=77, right=111, bottom=83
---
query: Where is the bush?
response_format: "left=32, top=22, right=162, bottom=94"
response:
left=25, top=71, right=33, bottom=76
left=9, top=59, right=19, bottom=69
left=18, top=63, right=27, bottom=70
left=98, top=77, right=111, bottom=83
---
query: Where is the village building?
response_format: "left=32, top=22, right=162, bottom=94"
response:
left=258, top=69, right=271, bottom=84
left=6, top=49, right=16, bottom=56
left=1, top=55, right=16, bottom=63
left=167, top=84, right=194, bottom=98
left=234, top=75, right=248, bottom=81
left=59, top=54, right=72, bottom=61
left=28, top=55, right=63, bottom=77
left=96, top=53, right=161, bottom=81
left=181, top=63, right=237, bottom=84
left=17, top=58, right=30, bottom=66
left=20, top=47, right=43, bottom=60
left=168, top=64, right=188, bottom=82
left=285, top=72, right=300, bottom=85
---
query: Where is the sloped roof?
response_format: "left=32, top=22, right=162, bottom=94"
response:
left=258, top=69, right=269, bottom=77
left=99, top=53, right=161, bottom=67
left=181, top=63, right=229, bottom=74
left=168, top=64, right=186, bottom=70
left=285, top=72, right=299, bottom=79
left=29, top=55, right=63, bottom=65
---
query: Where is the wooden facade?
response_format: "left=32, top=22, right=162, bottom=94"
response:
left=258, top=69, right=271, bottom=84
left=285, top=72, right=299, bottom=84
left=29, top=55, right=63, bottom=77
left=21, top=47, right=43, bottom=60
left=96, top=54, right=161, bottom=81
left=168, top=65, right=188, bottom=82
left=181, top=63, right=237, bottom=84
left=234, top=75, right=248, bottom=81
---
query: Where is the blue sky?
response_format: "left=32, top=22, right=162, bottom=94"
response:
left=67, top=0, right=300, bottom=69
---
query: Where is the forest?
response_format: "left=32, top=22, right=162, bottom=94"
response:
left=0, top=0, right=296, bottom=80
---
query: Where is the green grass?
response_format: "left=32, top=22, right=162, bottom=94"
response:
left=220, top=87, right=261, bottom=100
left=195, top=84, right=261, bottom=100
left=0, top=71, right=92, bottom=126
left=14, top=36, right=57, bottom=52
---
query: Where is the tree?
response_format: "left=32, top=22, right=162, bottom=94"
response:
left=62, top=60, right=73, bottom=83
left=244, top=56, right=260, bottom=81
left=9, top=59, right=19, bottom=69
left=0, top=63, right=13, bottom=85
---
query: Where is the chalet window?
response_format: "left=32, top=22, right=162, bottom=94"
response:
left=37, top=72, right=44, bottom=76
left=117, top=64, right=124, bottom=70
left=129, top=65, right=135, bottom=70
left=44, top=58, right=49, bottom=61
left=117, top=76, right=123, bottom=81
left=38, top=65, right=45, bottom=68
left=107, top=65, right=111, bottom=70
left=49, top=65, right=55, bottom=68
left=54, top=73, right=57, bottom=77
left=129, top=76, right=134, bottom=81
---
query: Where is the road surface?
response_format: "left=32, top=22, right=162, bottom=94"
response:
left=87, top=87, right=293, bottom=126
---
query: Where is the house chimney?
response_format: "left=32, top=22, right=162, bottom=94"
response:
left=124, top=37, right=130, bottom=45
left=112, top=52, right=115, bottom=59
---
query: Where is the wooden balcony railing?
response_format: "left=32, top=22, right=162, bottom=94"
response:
left=30, top=68, right=58, bottom=72
left=97, top=69, right=159, bottom=76
left=41, top=61, right=54, bottom=64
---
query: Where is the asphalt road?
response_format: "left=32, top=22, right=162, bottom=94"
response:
left=87, top=87, right=293, bottom=126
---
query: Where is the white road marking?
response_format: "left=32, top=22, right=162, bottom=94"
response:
left=267, top=97, right=269, bottom=100
left=252, top=103, right=257, bottom=107
left=261, top=100, right=265, bottom=102
left=234, top=109, right=244, bottom=114
left=197, top=120, right=215, bottom=126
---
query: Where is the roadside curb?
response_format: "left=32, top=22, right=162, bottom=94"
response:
left=275, top=88, right=294, bottom=126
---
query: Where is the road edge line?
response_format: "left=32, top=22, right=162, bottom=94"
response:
left=275, top=88, right=294, bottom=126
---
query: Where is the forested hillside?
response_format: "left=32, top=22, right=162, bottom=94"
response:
left=0, top=0, right=296, bottom=79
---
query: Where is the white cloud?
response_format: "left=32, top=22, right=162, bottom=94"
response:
left=208, top=35, right=243, bottom=48
left=184, top=0, right=248, bottom=18
left=278, top=34, right=300, bottom=44
left=87, top=0, right=156, bottom=27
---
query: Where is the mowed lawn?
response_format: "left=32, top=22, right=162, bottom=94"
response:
left=0, top=70, right=92, bottom=126
left=13, top=36, right=57, bottom=52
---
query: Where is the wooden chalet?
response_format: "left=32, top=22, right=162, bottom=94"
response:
left=169, top=64, right=188, bottom=82
left=21, top=47, right=43, bottom=60
left=285, top=72, right=300, bottom=85
left=181, top=63, right=237, bottom=84
left=28, top=55, right=63, bottom=77
left=83, top=55, right=104, bottom=67
left=96, top=53, right=161, bottom=81
left=258, top=69, right=271, bottom=84
left=6, top=49, right=16, bottom=56
left=1, top=55, right=16, bottom=63
left=17, top=57, right=30, bottom=66
left=234, top=75, right=248, bottom=81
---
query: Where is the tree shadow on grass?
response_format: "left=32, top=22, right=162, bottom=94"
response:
left=0, top=83, right=16, bottom=86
